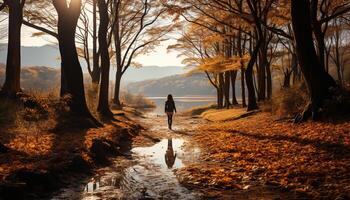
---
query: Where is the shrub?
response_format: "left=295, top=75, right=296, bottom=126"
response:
left=183, top=104, right=217, bottom=116
left=271, top=84, right=308, bottom=117
left=120, top=91, right=156, bottom=109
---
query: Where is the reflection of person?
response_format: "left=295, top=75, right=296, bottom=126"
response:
left=165, top=139, right=176, bottom=168
left=165, top=94, right=177, bottom=130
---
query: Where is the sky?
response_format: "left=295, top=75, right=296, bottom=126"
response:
left=1, top=25, right=185, bottom=67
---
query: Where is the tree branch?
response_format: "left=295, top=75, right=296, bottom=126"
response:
left=319, top=5, right=350, bottom=24
left=23, top=20, right=58, bottom=39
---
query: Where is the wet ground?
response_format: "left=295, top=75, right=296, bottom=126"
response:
left=52, top=113, right=203, bottom=200
left=51, top=113, right=304, bottom=200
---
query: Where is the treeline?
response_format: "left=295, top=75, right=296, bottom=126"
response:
left=0, top=0, right=350, bottom=122
left=0, top=0, right=174, bottom=121
left=167, top=0, right=350, bottom=121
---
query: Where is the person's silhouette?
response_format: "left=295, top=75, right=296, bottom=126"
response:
left=165, top=94, right=177, bottom=130
left=164, top=139, right=176, bottom=168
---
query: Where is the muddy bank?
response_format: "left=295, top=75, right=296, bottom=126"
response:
left=0, top=112, right=142, bottom=200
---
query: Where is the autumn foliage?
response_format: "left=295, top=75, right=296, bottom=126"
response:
left=177, top=112, right=350, bottom=199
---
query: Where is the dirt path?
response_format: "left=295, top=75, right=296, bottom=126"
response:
left=52, top=113, right=306, bottom=200
left=51, top=113, right=204, bottom=200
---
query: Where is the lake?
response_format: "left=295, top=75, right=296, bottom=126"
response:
left=147, top=96, right=216, bottom=115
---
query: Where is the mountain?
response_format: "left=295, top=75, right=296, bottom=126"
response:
left=0, top=64, right=60, bottom=92
left=0, top=44, right=61, bottom=68
left=121, top=66, right=184, bottom=82
left=0, top=44, right=184, bottom=82
left=126, top=74, right=218, bottom=97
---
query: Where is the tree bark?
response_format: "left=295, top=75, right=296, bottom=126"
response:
left=266, top=61, right=272, bottom=99
left=237, top=29, right=247, bottom=108
left=91, top=0, right=100, bottom=85
left=230, top=71, right=239, bottom=105
left=257, top=48, right=267, bottom=101
left=218, top=73, right=224, bottom=109
left=241, top=69, right=247, bottom=107
left=112, top=6, right=123, bottom=108
left=291, top=0, right=336, bottom=122
left=113, top=69, right=122, bottom=108
left=97, top=0, right=113, bottom=117
left=245, top=36, right=261, bottom=111
left=291, top=53, right=300, bottom=84
left=1, top=1, right=23, bottom=97
left=53, top=0, right=94, bottom=118
left=224, top=71, right=231, bottom=109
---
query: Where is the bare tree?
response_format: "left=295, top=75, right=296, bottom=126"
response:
left=112, top=0, right=173, bottom=107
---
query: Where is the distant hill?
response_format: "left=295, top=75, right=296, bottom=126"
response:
left=0, top=64, right=243, bottom=98
left=126, top=74, right=219, bottom=97
left=121, top=66, right=185, bottom=82
left=0, top=64, right=60, bottom=92
left=0, top=44, right=184, bottom=82
left=0, top=64, right=213, bottom=97
left=0, top=44, right=61, bottom=68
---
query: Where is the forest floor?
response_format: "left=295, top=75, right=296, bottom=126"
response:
left=1, top=99, right=350, bottom=199
left=0, top=98, right=142, bottom=199
left=176, top=108, right=350, bottom=199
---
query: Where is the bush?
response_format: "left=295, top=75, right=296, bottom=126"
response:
left=183, top=104, right=217, bottom=116
left=271, top=84, right=308, bottom=117
left=120, top=91, right=156, bottom=109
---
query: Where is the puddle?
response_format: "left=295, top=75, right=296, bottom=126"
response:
left=132, top=138, right=186, bottom=169
left=53, top=138, right=201, bottom=200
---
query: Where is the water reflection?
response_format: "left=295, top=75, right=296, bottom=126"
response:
left=84, top=175, right=120, bottom=194
left=165, top=139, right=177, bottom=169
left=132, top=138, right=185, bottom=169
left=77, top=138, right=201, bottom=199
left=84, top=177, right=100, bottom=193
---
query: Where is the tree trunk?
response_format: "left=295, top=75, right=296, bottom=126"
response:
left=230, top=71, right=239, bottom=105
left=237, top=29, right=246, bottom=108
left=245, top=36, right=261, bottom=111
left=266, top=62, right=272, bottom=99
left=113, top=69, right=122, bottom=108
left=112, top=9, right=124, bottom=109
left=241, top=68, right=247, bottom=107
left=218, top=73, right=224, bottom=109
left=54, top=0, right=94, bottom=118
left=291, top=53, right=300, bottom=84
left=216, top=87, right=222, bottom=109
left=257, top=44, right=267, bottom=101
left=97, top=0, right=112, bottom=117
left=91, top=0, right=100, bottom=85
left=224, top=71, right=231, bottom=109
left=291, top=0, right=336, bottom=122
left=1, top=1, right=22, bottom=97
left=314, top=28, right=326, bottom=71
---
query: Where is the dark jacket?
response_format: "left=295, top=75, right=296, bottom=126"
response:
left=165, top=100, right=177, bottom=113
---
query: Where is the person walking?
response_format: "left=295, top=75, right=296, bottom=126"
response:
left=165, top=94, right=177, bottom=130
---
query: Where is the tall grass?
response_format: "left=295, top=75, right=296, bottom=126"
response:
left=120, top=91, right=156, bottom=109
